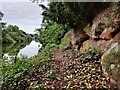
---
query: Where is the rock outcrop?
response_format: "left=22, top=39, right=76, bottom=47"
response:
left=101, top=43, right=120, bottom=89
left=70, top=2, right=120, bottom=88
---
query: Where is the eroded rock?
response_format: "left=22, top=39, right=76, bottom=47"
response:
left=101, top=43, right=120, bottom=89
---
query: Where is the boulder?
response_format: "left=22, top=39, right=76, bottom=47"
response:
left=71, top=31, right=89, bottom=51
left=80, top=39, right=99, bottom=52
left=101, top=43, right=120, bottom=89
left=112, top=31, right=120, bottom=43
left=100, top=27, right=113, bottom=40
left=91, top=3, right=120, bottom=40
left=80, top=39, right=110, bottom=53
left=79, top=3, right=120, bottom=89
left=100, top=27, right=120, bottom=40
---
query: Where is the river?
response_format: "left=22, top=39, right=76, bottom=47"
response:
left=18, top=41, right=42, bottom=58
left=3, top=40, right=42, bottom=58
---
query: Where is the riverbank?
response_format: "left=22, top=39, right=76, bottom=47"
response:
left=2, top=47, right=119, bottom=89
left=1, top=2, right=120, bottom=90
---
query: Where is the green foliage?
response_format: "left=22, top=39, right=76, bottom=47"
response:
left=1, top=52, right=55, bottom=89
left=35, top=43, right=58, bottom=64
left=1, top=2, right=112, bottom=89
left=29, top=81, right=45, bottom=89
left=36, top=51, right=51, bottom=63
left=3, top=33, right=16, bottom=43
left=102, top=50, right=120, bottom=88
left=39, top=22, right=67, bottom=46
left=1, top=57, right=33, bottom=88
left=43, top=43, right=58, bottom=55
left=102, top=50, right=120, bottom=74
left=40, top=2, right=110, bottom=28
left=37, top=22, right=68, bottom=64
left=45, top=70, right=56, bottom=79
left=1, top=22, right=65, bottom=89
left=2, top=24, right=32, bottom=43
left=1, top=54, right=49, bottom=89
left=32, top=33, right=40, bottom=41
left=59, top=30, right=72, bottom=49
left=2, top=42, right=30, bottom=56
left=79, top=48, right=103, bottom=63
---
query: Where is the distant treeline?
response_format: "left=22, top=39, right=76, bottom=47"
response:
left=1, top=22, right=32, bottom=44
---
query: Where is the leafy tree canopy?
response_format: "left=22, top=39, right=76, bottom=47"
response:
left=39, top=2, right=110, bottom=29
left=2, top=24, right=32, bottom=43
left=39, top=22, right=67, bottom=46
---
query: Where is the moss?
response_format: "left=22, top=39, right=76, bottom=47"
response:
left=102, top=50, right=120, bottom=81
left=59, top=30, right=72, bottom=49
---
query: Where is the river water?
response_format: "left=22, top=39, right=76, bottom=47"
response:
left=3, top=40, right=42, bottom=58
left=18, top=41, right=42, bottom=58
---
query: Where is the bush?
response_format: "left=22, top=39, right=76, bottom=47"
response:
left=1, top=52, right=53, bottom=89
left=39, top=22, right=67, bottom=46
left=1, top=56, right=40, bottom=89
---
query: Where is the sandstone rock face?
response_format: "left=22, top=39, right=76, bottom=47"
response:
left=80, top=3, right=120, bottom=52
left=80, top=31, right=120, bottom=53
left=91, top=3, right=120, bottom=40
left=69, top=3, right=120, bottom=89
left=79, top=3, right=120, bottom=88
left=100, top=27, right=115, bottom=40
left=81, top=40, right=105, bottom=52
left=71, top=30, right=89, bottom=51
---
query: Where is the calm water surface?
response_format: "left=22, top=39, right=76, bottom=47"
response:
left=18, top=41, right=42, bottom=58
left=3, top=41, right=42, bottom=58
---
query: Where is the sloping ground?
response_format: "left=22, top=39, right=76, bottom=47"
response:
left=79, top=3, right=120, bottom=88
left=26, top=3, right=120, bottom=89
left=27, top=49, right=118, bottom=89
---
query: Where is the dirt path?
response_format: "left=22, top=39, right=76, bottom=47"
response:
left=28, top=49, right=118, bottom=89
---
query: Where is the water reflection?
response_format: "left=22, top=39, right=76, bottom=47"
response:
left=3, top=41, right=42, bottom=58
left=3, top=42, right=28, bottom=56
left=18, top=41, right=42, bottom=58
